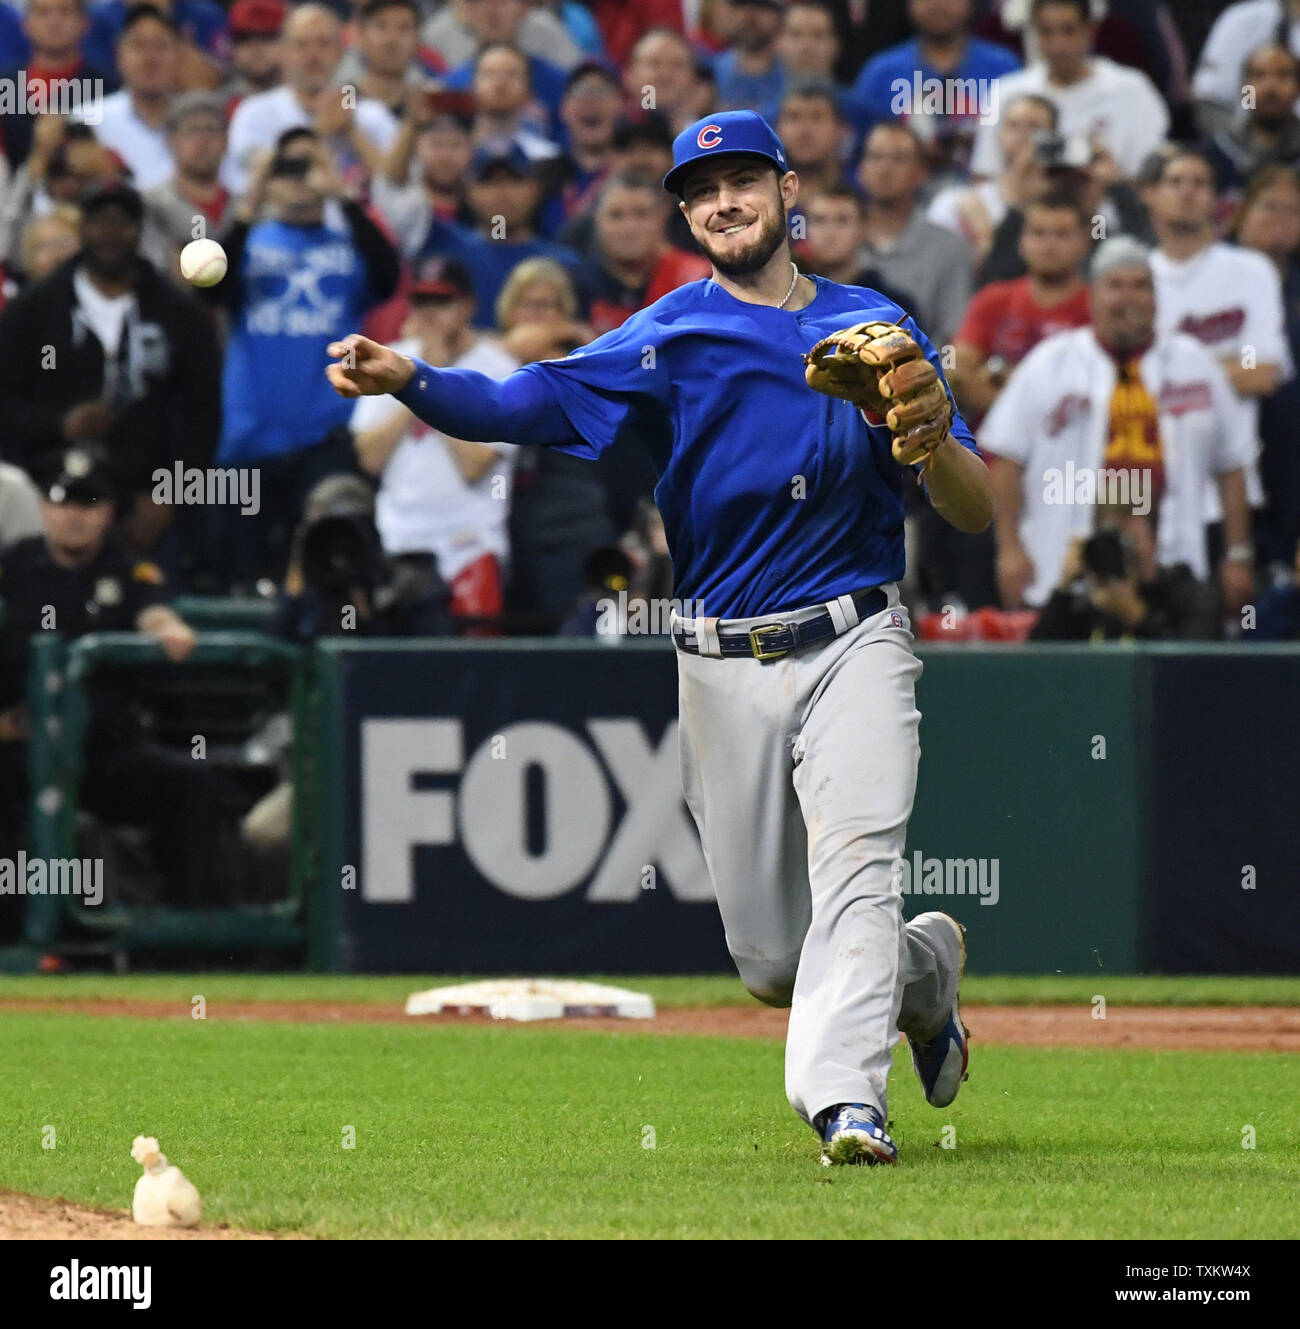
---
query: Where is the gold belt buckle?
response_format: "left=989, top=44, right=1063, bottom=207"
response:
left=748, top=622, right=790, bottom=660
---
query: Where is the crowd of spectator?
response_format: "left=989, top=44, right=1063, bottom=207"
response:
left=0, top=0, right=1298, bottom=655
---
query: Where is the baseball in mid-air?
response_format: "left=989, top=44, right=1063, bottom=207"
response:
left=180, top=238, right=228, bottom=287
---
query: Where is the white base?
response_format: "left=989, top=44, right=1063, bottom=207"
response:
left=405, top=979, right=655, bottom=1022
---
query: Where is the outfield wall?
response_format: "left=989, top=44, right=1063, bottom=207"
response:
left=311, top=641, right=1300, bottom=976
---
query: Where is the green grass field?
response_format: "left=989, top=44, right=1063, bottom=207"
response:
left=2, top=974, right=1298, bottom=1239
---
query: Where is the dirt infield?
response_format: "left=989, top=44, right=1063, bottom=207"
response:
left=4, top=998, right=1298, bottom=1051
left=0, top=1189, right=276, bottom=1240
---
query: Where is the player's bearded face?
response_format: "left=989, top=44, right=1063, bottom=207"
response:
left=684, top=165, right=789, bottom=276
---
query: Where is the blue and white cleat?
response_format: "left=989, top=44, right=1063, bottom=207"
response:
left=817, top=1104, right=899, bottom=1167
left=908, top=912, right=970, bottom=1108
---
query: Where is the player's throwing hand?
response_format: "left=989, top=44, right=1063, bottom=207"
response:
left=326, top=334, right=416, bottom=398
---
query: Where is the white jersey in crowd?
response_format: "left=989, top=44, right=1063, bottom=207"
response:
left=350, top=336, right=520, bottom=581
left=85, top=91, right=174, bottom=190
left=221, top=85, right=399, bottom=195
left=979, top=326, right=1252, bottom=606
left=970, top=56, right=1170, bottom=179
left=1192, top=0, right=1300, bottom=116
left=1150, top=241, right=1292, bottom=511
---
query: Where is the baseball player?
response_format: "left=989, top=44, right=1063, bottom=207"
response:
left=327, top=111, right=994, bottom=1166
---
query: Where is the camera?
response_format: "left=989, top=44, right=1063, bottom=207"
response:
left=1032, top=131, right=1091, bottom=171
left=299, top=506, right=384, bottom=596
left=1082, top=528, right=1134, bottom=582
left=268, top=157, right=312, bottom=181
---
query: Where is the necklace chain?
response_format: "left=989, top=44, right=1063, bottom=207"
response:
left=777, top=262, right=800, bottom=310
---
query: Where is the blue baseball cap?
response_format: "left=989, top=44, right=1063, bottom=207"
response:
left=470, top=138, right=535, bottom=179
left=662, top=110, right=789, bottom=196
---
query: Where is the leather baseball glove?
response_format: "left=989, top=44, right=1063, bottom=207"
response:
left=804, top=321, right=953, bottom=467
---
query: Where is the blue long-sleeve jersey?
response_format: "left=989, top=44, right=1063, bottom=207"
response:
left=394, top=274, right=977, bottom=619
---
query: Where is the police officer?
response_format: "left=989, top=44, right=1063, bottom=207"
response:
left=0, top=446, right=196, bottom=667
left=0, top=446, right=229, bottom=922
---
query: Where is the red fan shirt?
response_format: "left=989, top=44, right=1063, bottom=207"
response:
left=583, top=247, right=711, bottom=336
left=955, top=276, right=1091, bottom=367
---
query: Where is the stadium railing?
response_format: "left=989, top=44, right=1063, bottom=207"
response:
left=16, top=632, right=313, bottom=967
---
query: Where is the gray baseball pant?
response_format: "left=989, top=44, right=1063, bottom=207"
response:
left=675, top=585, right=953, bottom=1126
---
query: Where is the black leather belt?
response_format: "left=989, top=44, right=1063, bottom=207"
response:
left=673, top=587, right=888, bottom=661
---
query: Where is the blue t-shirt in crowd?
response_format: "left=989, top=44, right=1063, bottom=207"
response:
left=219, top=219, right=374, bottom=463
left=442, top=52, right=568, bottom=126
left=713, top=49, right=786, bottom=117
left=83, top=0, right=229, bottom=70
left=559, top=0, right=605, bottom=59
left=419, top=217, right=581, bottom=328
left=849, top=37, right=1020, bottom=137
left=398, top=274, right=976, bottom=618
left=0, top=4, right=24, bottom=70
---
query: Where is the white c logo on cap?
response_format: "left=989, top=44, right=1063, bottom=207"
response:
left=696, top=124, right=723, bottom=149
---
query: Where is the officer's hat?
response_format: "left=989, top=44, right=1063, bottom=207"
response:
left=32, top=445, right=117, bottom=505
